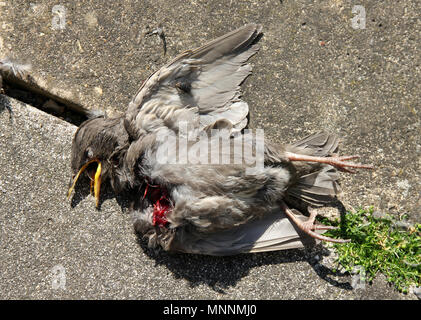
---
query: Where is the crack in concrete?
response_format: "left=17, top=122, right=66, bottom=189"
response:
left=0, top=71, right=93, bottom=126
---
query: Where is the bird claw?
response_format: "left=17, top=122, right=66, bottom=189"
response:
left=286, top=152, right=374, bottom=172
left=303, top=228, right=351, bottom=244
left=327, top=155, right=374, bottom=171
left=280, top=202, right=350, bottom=244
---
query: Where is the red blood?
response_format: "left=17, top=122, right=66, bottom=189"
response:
left=152, top=197, right=170, bottom=228
left=143, top=179, right=171, bottom=228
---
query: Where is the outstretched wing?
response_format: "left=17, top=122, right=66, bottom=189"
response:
left=170, top=210, right=321, bottom=256
left=124, top=24, right=263, bottom=139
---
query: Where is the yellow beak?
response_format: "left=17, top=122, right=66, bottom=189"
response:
left=67, top=159, right=102, bottom=208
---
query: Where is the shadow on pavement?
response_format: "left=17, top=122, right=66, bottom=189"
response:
left=70, top=178, right=353, bottom=293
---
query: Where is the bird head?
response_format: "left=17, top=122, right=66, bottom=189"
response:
left=67, top=116, right=128, bottom=208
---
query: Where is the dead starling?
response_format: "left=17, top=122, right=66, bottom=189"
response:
left=68, top=24, right=373, bottom=255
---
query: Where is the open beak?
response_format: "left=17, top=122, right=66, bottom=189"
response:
left=67, top=158, right=102, bottom=208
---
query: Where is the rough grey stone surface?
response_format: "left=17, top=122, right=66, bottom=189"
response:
left=0, top=98, right=416, bottom=300
left=0, top=0, right=419, bottom=299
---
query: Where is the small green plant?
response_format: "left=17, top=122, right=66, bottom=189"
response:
left=319, top=207, right=421, bottom=293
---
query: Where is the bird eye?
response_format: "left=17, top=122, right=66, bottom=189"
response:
left=85, top=148, right=93, bottom=159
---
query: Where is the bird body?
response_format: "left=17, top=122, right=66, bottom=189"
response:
left=69, top=24, right=372, bottom=255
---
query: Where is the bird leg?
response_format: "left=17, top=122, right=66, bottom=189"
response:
left=280, top=201, right=350, bottom=243
left=285, top=152, right=373, bottom=172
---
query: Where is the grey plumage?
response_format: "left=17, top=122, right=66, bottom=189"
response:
left=69, top=24, right=372, bottom=255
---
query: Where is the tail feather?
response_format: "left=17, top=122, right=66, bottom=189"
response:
left=291, top=131, right=339, bottom=157
left=287, top=132, right=341, bottom=207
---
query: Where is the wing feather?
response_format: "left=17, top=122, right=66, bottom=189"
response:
left=125, top=24, right=263, bottom=139
left=172, top=211, right=320, bottom=256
